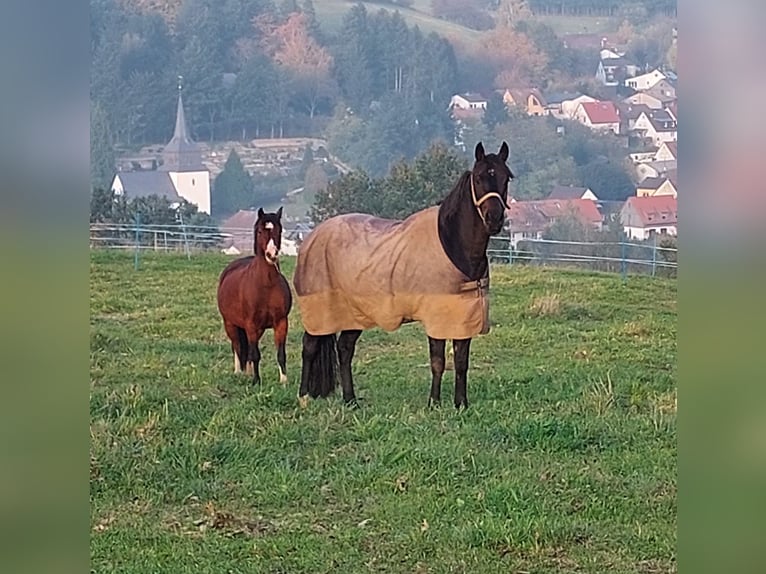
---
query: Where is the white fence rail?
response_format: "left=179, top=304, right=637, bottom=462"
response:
left=90, top=223, right=677, bottom=277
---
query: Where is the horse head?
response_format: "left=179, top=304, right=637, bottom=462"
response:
left=254, top=206, right=284, bottom=265
left=471, top=141, right=514, bottom=236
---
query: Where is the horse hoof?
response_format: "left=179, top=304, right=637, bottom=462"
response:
left=345, top=398, right=360, bottom=409
left=279, top=373, right=288, bottom=385
left=428, top=399, right=441, bottom=409
left=298, top=395, right=309, bottom=409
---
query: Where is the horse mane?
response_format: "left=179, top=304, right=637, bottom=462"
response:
left=438, top=170, right=472, bottom=221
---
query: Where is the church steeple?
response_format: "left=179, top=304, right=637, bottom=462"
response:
left=160, top=76, right=205, bottom=172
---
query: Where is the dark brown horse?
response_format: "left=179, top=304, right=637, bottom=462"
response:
left=217, top=207, right=292, bottom=386
left=293, top=142, right=513, bottom=409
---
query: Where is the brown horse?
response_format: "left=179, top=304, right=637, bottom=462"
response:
left=217, top=207, right=293, bottom=386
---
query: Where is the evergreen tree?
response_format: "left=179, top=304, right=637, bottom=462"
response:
left=90, top=102, right=116, bottom=191
left=212, top=150, right=255, bottom=217
left=483, top=91, right=509, bottom=130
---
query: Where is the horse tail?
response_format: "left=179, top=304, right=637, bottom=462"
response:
left=307, top=334, right=338, bottom=398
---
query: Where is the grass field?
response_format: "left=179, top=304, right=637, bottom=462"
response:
left=90, top=250, right=676, bottom=573
left=312, top=1, right=618, bottom=50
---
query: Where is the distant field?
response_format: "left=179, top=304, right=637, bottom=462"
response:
left=313, top=1, right=619, bottom=50
left=91, top=250, right=676, bottom=573
left=313, top=0, right=483, bottom=48
left=535, top=14, right=619, bottom=35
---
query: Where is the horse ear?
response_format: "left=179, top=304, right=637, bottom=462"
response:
left=276, top=206, right=283, bottom=220
left=474, top=142, right=485, bottom=162
left=499, top=141, right=509, bottom=162
left=257, top=207, right=265, bottom=220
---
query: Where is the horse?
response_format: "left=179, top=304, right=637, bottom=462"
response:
left=293, top=141, right=513, bottom=409
left=216, top=207, right=293, bottom=386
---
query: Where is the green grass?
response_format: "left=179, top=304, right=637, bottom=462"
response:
left=313, top=0, right=483, bottom=48
left=91, top=250, right=676, bottom=573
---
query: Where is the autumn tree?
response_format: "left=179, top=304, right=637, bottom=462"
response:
left=481, top=26, right=549, bottom=88
left=258, top=11, right=336, bottom=118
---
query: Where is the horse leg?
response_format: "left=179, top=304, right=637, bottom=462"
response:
left=337, top=330, right=362, bottom=406
left=427, top=337, right=446, bottom=408
left=273, top=317, right=288, bottom=385
left=299, top=332, right=338, bottom=406
left=298, top=333, right=319, bottom=407
left=246, top=326, right=264, bottom=386
left=224, top=321, right=246, bottom=374
left=453, top=338, right=472, bottom=410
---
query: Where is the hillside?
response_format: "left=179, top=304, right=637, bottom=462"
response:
left=90, top=251, right=677, bottom=572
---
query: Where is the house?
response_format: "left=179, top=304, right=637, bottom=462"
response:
left=625, top=69, right=666, bottom=91
left=111, top=86, right=212, bottom=214
left=505, top=199, right=603, bottom=248
left=595, top=56, right=639, bottom=87
left=547, top=185, right=599, bottom=201
left=621, top=196, right=677, bottom=240
left=542, top=91, right=583, bottom=118
left=573, top=101, right=621, bottom=135
left=623, top=91, right=666, bottom=110
left=632, top=109, right=677, bottom=147
left=111, top=171, right=181, bottom=203
left=219, top=209, right=298, bottom=255
left=617, top=102, right=655, bottom=133
left=636, top=174, right=677, bottom=198
left=449, top=93, right=488, bottom=111
left=654, top=141, right=678, bottom=162
left=560, top=94, right=598, bottom=120
left=645, top=79, right=676, bottom=102
left=500, top=88, right=546, bottom=116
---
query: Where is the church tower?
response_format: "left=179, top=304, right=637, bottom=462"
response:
left=160, top=77, right=211, bottom=214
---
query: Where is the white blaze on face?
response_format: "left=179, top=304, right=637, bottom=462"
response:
left=265, top=237, right=278, bottom=261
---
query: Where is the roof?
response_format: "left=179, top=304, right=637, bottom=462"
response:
left=622, top=196, right=678, bottom=227
left=113, top=171, right=180, bottom=202
left=455, top=92, right=487, bottom=103
left=220, top=209, right=259, bottom=231
left=506, top=199, right=602, bottom=233
left=661, top=141, right=678, bottom=159
left=637, top=176, right=665, bottom=190
left=600, top=56, right=628, bottom=67
left=502, top=87, right=546, bottom=106
left=543, top=91, right=582, bottom=105
left=618, top=102, right=653, bottom=121
left=160, top=92, right=206, bottom=172
left=580, top=101, right=620, bottom=124
left=548, top=185, right=593, bottom=200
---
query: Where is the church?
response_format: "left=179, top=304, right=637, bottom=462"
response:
left=110, top=84, right=211, bottom=214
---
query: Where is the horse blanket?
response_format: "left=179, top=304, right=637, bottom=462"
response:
left=294, top=206, right=489, bottom=340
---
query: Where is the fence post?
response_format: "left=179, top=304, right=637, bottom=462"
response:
left=508, top=225, right=513, bottom=265
left=652, top=233, right=657, bottom=277
left=178, top=211, right=191, bottom=259
left=134, top=212, right=141, bottom=271
left=620, top=231, right=627, bottom=282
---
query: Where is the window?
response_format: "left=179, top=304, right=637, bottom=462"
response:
left=192, top=178, right=195, bottom=185
left=660, top=228, right=667, bottom=235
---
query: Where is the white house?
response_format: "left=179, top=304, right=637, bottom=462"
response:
left=573, top=101, right=621, bottom=135
left=560, top=94, right=598, bottom=120
left=621, top=196, right=677, bottom=240
left=632, top=109, right=677, bottom=147
left=111, top=87, right=211, bottom=214
left=449, top=93, right=488, bottom=111
left=625, top=69, right=666, bottom=91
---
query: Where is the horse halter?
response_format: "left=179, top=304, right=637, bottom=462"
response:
left=470, top=171, right=509, bottom=227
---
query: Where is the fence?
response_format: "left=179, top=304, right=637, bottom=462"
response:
left=90, top=222, right=677, bottom=278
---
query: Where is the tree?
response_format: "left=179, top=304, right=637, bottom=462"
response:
left=90, top=102, right=115, bottom=191
left=578, top=159, right=635, bottom=201
left=481, top=27, right=549, bottom=88
left=311, top=142, right=468, bottom=221
left=483, top=91, right=509, bottom=130
left=211, top=150, right=255, bottom=217
left=258, top=12, right=336, bottom=118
